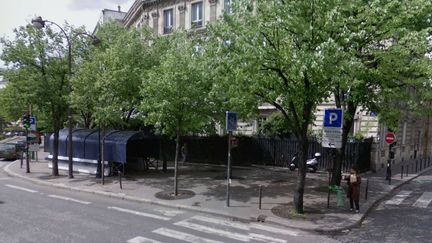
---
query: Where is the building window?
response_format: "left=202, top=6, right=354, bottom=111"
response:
left=224, top=0, right=233, bottom=14
left=164, top=9, right=174, bottom=34
left=191, top=2, right=203, bottom=28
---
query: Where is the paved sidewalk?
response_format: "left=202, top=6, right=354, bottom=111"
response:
left=4, top=150, right=432, bottom=232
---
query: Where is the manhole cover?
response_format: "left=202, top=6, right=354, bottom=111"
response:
left=155, top=190, right=195, bottom=200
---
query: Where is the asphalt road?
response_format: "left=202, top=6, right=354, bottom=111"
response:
left=331, top=169, right=432, bottom=243
left=0, top=160, right=336, bottom=243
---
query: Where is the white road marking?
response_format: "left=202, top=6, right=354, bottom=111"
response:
left=152, top=209, right=184, bottom=217
left=413, top=192, right=432, bottom=208
left=190, top=215, right=249, bottom=230
left=250, top=223, right=299, bottom=236
left=127, top=236, right=162, bottom=243
left=5, top=184, right=38, bottom=193
left=153, top=228, right=222, bottom=243
left=385, top=190, right=412, bottom=205
left=249, top=233, right=287, bottom=243
left=48, top=195, right=91, bottom=205
left=175, top=220, right=250, bottom=242
left=107, top=206, right=171, bottom=221
left=190, top=215, right=298, bottom=237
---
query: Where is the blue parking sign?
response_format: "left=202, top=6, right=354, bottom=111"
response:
left=29, top=116, right=36, bottom=125
left=226, top=111, right=237, bottom=132
left=323, top=109, right=343, bottom=128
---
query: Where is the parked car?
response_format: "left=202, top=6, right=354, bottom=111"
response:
left=0, top=143, right=21, bottom=160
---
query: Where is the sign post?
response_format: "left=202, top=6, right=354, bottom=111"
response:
left=322, top=109, right=343, bottom=148
left=226, top=111, right=237, bottom=207
left=385, top=132, right=396, bottom=184
left=322, top=108, right=343, bottom=204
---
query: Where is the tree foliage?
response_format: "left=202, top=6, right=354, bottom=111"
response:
left=140, top=31, right=217, bottom=195
left=71, top=22, right=156, bottom=129
left=207, top=0, right=346, bottom=213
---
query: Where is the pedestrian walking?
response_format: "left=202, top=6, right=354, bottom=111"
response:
left=346, top=167, right=361, bottom=213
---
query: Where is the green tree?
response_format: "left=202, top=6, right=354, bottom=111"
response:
left=327, top=0, right=432, bottom=186
left=206, top=0, right=347, bottom=213
left=1, top=25, right=68, bottom=175
left=258, top=112, right=292, bottom=138
left=72, top=22, right=156, bottom=130
left=140, top=31, right=216, bottom=196
left=0, top=24, right=89, bottom=176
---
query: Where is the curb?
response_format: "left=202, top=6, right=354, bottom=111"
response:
left=5, top=160, right=431, bottom=233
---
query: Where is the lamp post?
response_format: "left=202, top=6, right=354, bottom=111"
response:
left=32, top=16, right=100, bottom=179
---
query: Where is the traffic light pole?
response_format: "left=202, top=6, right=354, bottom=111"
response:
left=226, top=131, right=232, bottom=207
left=25, top=126, right=30, bottom=173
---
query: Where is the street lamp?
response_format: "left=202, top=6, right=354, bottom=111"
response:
left=32, top=16, right=100, bottom=179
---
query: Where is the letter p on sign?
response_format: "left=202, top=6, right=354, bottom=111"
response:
left=324, top=109, right=343, bottom=128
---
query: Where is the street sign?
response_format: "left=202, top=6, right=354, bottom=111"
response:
left=226, top=111, right=237, bottom=132
left=322, top=109, right=343, bottom=148
left=29, top=116, right=36, bottom=131
left=323, top=109, right=343, bottom=128
left=385, top=132, right=396, bottom=144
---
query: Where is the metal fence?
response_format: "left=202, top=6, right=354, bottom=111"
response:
left=162, top=136, right=373, bottom=172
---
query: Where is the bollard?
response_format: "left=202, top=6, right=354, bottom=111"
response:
left=336, top=186, right=345, bottom=207
left=420, top=159, right=423, bottom=171
left=416, top=160, right=418, bottom=173
left=258, top=185, right=263, bottom=210
left=365, top=179, right=369, bottom=201
left=401, top=165, right=404, bottom=179
left=406, top=163, right=409, bottom=177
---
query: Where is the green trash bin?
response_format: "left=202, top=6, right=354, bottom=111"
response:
left=335, top=186, right=345, bottom=207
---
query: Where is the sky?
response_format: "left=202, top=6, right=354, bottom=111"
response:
left=0, top=0, right=135, bottom=68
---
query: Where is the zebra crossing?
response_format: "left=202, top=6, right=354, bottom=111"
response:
left=385, top=190, right=432, bottom=208
left=126, top=213, right=302, bottom=243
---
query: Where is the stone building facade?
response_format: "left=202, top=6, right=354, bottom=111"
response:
left=120, top=0, right=432, bottom=171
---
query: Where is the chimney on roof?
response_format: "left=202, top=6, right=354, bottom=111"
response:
left=118, top=5, right=121, bottom=12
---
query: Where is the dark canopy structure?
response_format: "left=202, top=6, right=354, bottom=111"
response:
left=49, top=129, right=159, bottom=164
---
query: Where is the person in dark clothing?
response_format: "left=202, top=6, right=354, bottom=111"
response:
left=346, top=167, right=361, bottom=213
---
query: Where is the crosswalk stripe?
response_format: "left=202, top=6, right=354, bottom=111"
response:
left=190, top=215, right=249, bottom=230
left=48, top=195, right=91, bottom=205
left=249, top=233, right=287, bottom=243
left=152, top=209, right=184, bottom=217
left=127, top=236, right=162, bottom=243
left=153, top=228, right=222, bottom=243
left=385, top=190, right=412, bottom=205
left=107, top=207, right=171, bottom=221
left=190, top=215, right=299, bottom=236
left=250, top=223, right=299, bottom=236
left=5, top=184, right=38, bottom=193
left=413, top=192, right=432, bottom=208
left=175, top=220, right=250, bottom=242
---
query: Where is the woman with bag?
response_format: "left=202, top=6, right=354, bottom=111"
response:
left=346, top=167, right=361, bottom=213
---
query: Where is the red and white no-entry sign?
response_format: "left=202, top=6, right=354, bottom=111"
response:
left=385, top=132, right=396, bottom=144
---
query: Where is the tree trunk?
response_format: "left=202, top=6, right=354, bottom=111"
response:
left=331, top=102, right=356, bottom=186
left=423, top=114, right=430, bottom=159
left=293, top=135, right=309, bottom=214
left=52, top=129, right=59, bottom=176
left=160, top=136, right=168, bottom=172
left=174, top=131, right=180, bottom=196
